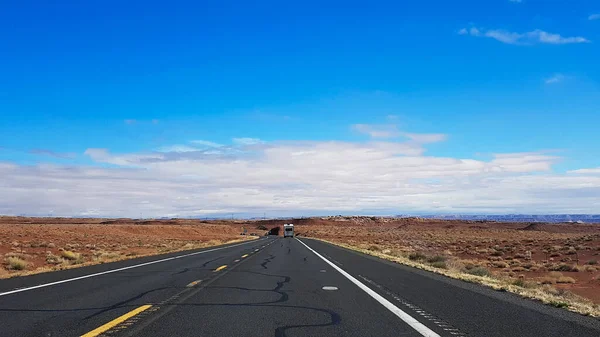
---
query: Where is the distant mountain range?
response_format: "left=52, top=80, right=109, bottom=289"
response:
left=401, top=214, right=600, bottom=223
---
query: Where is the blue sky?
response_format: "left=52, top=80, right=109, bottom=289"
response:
left=1, top=1, right=599, bottom=217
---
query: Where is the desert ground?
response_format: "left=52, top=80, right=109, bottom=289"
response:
left=0, top=217, right=257, bottom=278
left=3, top=215, right=600, bottom=314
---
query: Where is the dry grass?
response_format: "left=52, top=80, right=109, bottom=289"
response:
left=5, top=257, right=28, bottom=270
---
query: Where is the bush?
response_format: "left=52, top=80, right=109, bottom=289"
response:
left=490, top=250, right=504, bottom=257
left=408, top=252, right=427, bottom=261
left=6, top=257, right=27, bottom=270
left=556, top=276, right=576, bottom=284
left=60, top=250, right=80, bottom=260
left=492, top=261, right=509, bottom=268
left=430, top=261, right=447, bottom=269
left=586, top=260, right=597, bottom=265
left=550, top=301, right=569, bottom=308
left=368, top=245, right=380, bottom=252
left=549, top=263, right=577, bottom=272
left=466, top=266, right=491, bottom=277
left=426, top=255, right=446, bottom=263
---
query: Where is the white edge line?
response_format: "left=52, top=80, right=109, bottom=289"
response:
left=296, top=238, right=440, bottom=337
left=0, top=239, right=262, bottom=297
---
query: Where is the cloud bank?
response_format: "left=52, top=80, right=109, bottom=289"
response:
left=2, top=127, right=600, bottom=217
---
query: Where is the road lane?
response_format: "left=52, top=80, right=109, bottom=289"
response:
left=123, top=237, right=425, bottom=337
left=301, top=238, right=600, bottom=337
left=2, top=235, right=600, bottom=337
left=0, top=237, right=271, bottom=337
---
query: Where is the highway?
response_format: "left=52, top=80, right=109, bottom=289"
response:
left=1, top=236, right=599, bottom=337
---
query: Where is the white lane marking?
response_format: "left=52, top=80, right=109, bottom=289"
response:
left=320, top=269, right=327, bottom=273
left=0, top=239, right=265, bottom=297
left=296, top=238, right=440, bottom=337
left=322, top=286, right=338, bottom=291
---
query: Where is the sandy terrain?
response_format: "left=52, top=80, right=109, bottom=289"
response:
left=0, top=217, right=256, bottom=278
left=3, top=215, right=600, bottom=314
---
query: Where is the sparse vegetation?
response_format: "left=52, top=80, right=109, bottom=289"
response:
left=6, top=257, right=27, bottom=270
left=467, top=266, right=491, bottom=277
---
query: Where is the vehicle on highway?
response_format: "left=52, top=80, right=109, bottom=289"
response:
left=283, top=223, right=294, bottom=238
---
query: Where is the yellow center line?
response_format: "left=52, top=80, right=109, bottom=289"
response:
left=214, top=265, right=228, bottom=272
left=241, top=254, right=249, bottom=258
left=81, top=305, right=152, bottom=337
left=186, top=280, right=202, bottom=287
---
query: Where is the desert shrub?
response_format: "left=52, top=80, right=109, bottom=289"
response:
left=549, top=263, right=577, bottom=272
left=549, top=301, right=569, bottom=308
left=492, top=261, right=509, bottom=268
left=426, top=255, right=446, bottom=263
left=490, top=250, right=504, bottom=257
left=522, top=262, right=535, bottom=269
left=586, top=260, right=597, bottom=265
left=556, top=276, right=576, bottom=284
left=584, top=265, right=597, bottom=272
left=6, top=257, right=27, bottom=270
left=368, top=245, right=381, bottom=252
left=549, top=252, right=561, bottom=257
left=408, top=252, right=427, bottom=261
left=512, top=266, right=526, bottom=272
left=430, top=261, right=447, bottom=269
left=47, top=242, right=56, bottom=248
left=514, top=253, right=526, bottom=259
left=539, top=277, right=555, bottom=284
left=60, top=250, right=79, bottom=260
left=46, top=254, right=62, bottom=265
left=466, top=266, right=491, bottom=277
left=512, top=279, right=536, bottom=288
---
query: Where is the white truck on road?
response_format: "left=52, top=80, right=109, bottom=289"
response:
left=283, top=224, right=294, bottom=238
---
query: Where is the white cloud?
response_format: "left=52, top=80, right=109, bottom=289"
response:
left=401, top=133, right=447, bottom=143
left=545, top=74, right=565, bottom=84
left=589, top=14, right=600, bottom=21
left=509, top=0, right=522, bottom=3
left=568, top=167, right=600, bottom=174
left=124, top=119, right=137, bottom=125
left=459, top=27, right=590, bottom=45
left=352, top=124, right=401, bottom=138
left=189, top=140, right=223, bottom=148
left=156, top=145, right=199, bottom=153
left=232, top=138, right=264, bottom=145
left=3, top=132, right=599, bottom=217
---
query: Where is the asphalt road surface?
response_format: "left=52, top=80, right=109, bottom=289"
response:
left=1, top=236, right=599, bottom=337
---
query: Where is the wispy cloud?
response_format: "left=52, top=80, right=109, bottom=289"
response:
left=232, top=138, right=264, bottom=145
left=568, top=167, right=600, bottom=174
left=156, top=145, right=199, bottom=153
left=352, top=124, right=401, bottom=138
left=589, top=14, right=600, bottom=21
left=509, top=0, right=522, bottom=3
left=124, top=119, right=137, bottom=125
left=190, top=140, right=223, bottom=148
left=29, top=149, right=76, bottom=159
left=459, top=27, right=590, bottom=45
left=352, top=124, right=446, bottom=144
left=545, top=74, right=565, bottom=84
